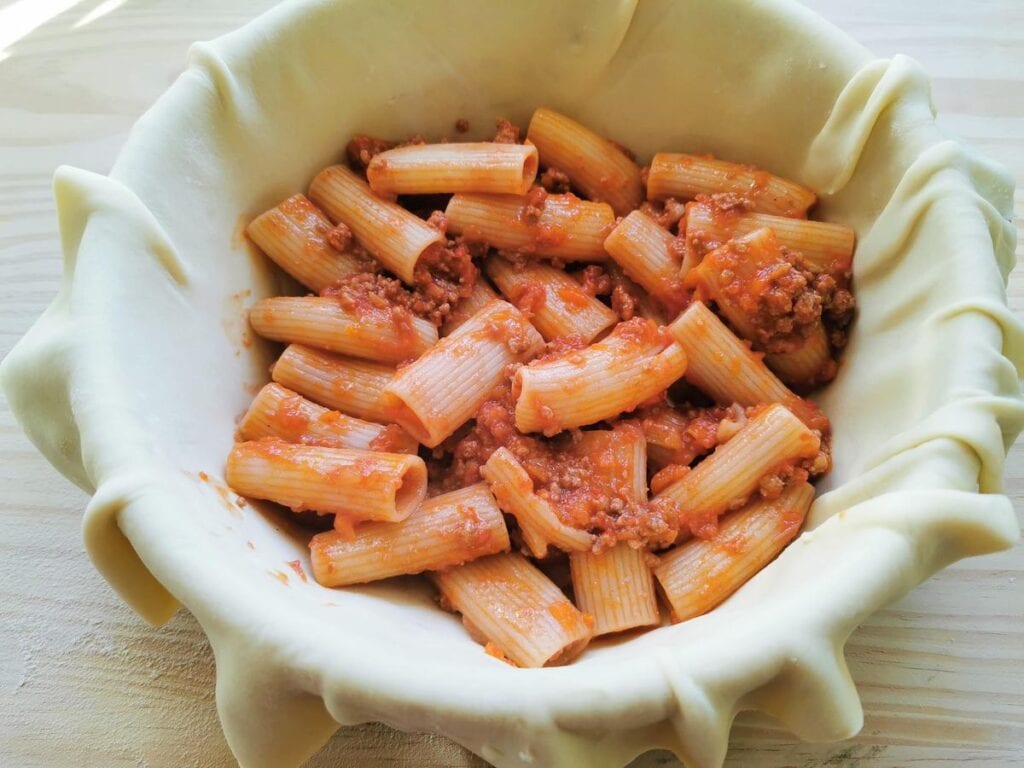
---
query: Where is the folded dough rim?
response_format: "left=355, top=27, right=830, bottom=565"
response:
left=2, top=1, right=1021, bottom=766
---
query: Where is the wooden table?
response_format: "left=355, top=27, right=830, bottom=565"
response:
left=1, top=2, right=1021, bottom=766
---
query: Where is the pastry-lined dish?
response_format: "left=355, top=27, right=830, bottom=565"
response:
left=228, top=108, right=857, bottom=667
left=3, top=0, right=1019, bottom=765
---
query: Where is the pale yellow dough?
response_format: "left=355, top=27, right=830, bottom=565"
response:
left=1, top=1, right=1021, bottom=767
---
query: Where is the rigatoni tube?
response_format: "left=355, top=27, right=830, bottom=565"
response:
left=765, top=324, right=833, bottom=388
left=445, top=192, right=614, bottom=262
left=683, top=200, right=854, bottom=272
left=486, top=256, right=617, bottom=343
left=571, top=545, right=659, bottom=636
left=433, top=553, right=594, bottom=667
left=308, top=164, right=444, bottom=283
left=440, top=278, right=500, bottom=336
left=225, top=439, right=427, bottom=523
left=684, top=228, right=832, bottom=386
left=655, top=482, right=814, bottom=622
left=603, top=210, right=691, bottom=315
left=665, top=302, right=826, bottom=430
left=653, top=404, right=819, bottom=533
left=526, top=107, right=643, bottom=215
left=237, top=382, right=417, bottom=453
left=367, top=142, right=538, bottom=196
left=514, top=318, right=688, bottom=435
left=647, top=153, right=816, bottom=218
left=310, top=483, right=510, bottom=587
left=248, top=296, right=437, bottom=363
left=271, top=344, right=398, bottom=426
left=384, top=300, right=544, bottom=448
left=245, top=194, right=363, bottom=293
left=568, top=426, right=659, bottom=635
left=482, top=447, right=594, bottom=558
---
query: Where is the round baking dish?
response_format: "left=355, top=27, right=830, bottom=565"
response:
left=2, top=1, right=1022, bottom=766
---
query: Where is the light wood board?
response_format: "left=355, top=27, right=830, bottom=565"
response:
left=0, top=1, right=1021, bottom=766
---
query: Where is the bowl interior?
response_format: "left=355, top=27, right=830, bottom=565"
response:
left=87, top=0, right=984, bottom=682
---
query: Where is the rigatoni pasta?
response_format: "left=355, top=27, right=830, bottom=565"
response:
left=684, top=227, right=834, bottom=387
left=603, top=210, right=691, bottom=315
left=238, top=382, right=417, bottom=453
left=225, top=440, right=427, bottom=524
left=223, top=108, right=857, bottom=666
left=367, top=142, right=538, bottom=196
left=647, top=153, right=817, bottom=217
left=514, top=318, right=687, bottom=435
left=249, top=296, right=437, bottom=363
left=666, top=302, right=826, bottom=429
left=270, top=344, right=398, bottom=425
left=568, top=427, right=660, bottom=635
left=433, top=553, right=594, bottom=668
left=445, top=192, right=614, bottom=261
left=486, top=255, right=617, bottom=342
left=683, top=199, right=855, bottom=272
left=384, top=300, right=544, bottom=447
left=526, top=107, right=643, bottom=215
left=246, top=194, right=363, bottom=292
left=308, top=164, right=444, bottom=282
left=310, top=483, right=510, bottom=587
left=482, top=447, right=595, bottom=558
left=655, top=482, right=814, bottom=622
left=653, top=404, right=819, bottom=536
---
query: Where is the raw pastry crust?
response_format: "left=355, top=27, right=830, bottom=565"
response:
left=2, top=1, right=1021, bottom=766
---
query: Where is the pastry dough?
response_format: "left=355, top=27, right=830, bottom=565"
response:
left=2, top=0, right=1020, bottom=766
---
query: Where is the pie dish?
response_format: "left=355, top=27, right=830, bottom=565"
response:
left=2, top=0, right=1021, bottom=766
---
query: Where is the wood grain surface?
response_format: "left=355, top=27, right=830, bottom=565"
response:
left=0, top=2, right=1021, bottom=767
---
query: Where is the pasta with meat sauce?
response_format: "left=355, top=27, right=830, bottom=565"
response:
left=227, top=109, right=856, bottom=667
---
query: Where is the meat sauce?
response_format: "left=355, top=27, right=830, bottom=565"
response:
left=262, top=117, right=845, bottom=554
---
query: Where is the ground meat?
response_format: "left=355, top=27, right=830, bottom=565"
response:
left=701, top=192, right=752, bottom=214
left=493, top=118, right=521, bottom=144
left=440, top=380, right=683, bottom=551
left=605, top=265, right=665, bottom=323
left=322, top=272, right=417, bottom=333
left=639, top=403, right=748, bottom=467
left=812, top=272, right=856, bottom=336
left=508, top=281, right=547, bottom=319
left=346, top=134, right=394, bottom=171
left=322, top=223, right=375, bottom=269
left=539, top=167, right=572, bottom=194
left=578, top=265, right=612, bottom=297
left=610, top=283, right=637, bottom=321
left=531, top=334, right=587, bottom=364
left=425, top=210, right=449, bottom=235
left=444, top=383, right=539, bottom=490
left=346, top=133, right=426, bottom=173
left=638, top=197, right=687, bottom=231
left=590, top=497, right=680, bottom=552
left=320, top=258, right=471, bottom=331
left=411, top=243, right=479, bottom=325
left=520, top=186, right=548, bottom=225
left=326, top=222, right=353, bottom=253
left=705, top=240, right=827, bottom=354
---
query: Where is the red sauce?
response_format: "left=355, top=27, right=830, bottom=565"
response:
left=548, top=601, right=582, bottom=632
left=272, top=394, right=311, bottom=439
left=650, top=464, right=689, bottom=495
left=492, top=118, right=521, bottom=144
left=509, top=281, right=547, bottom=319
left=539, top=167, right=571, bottom=193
